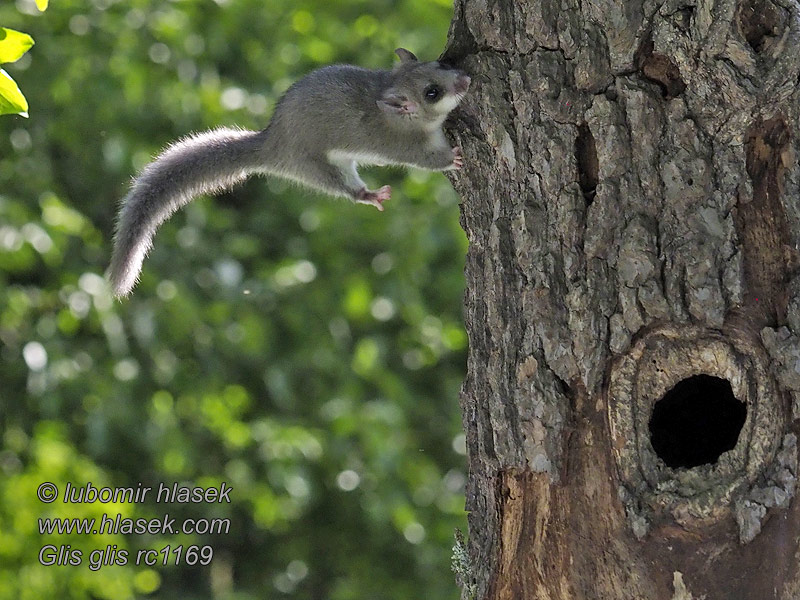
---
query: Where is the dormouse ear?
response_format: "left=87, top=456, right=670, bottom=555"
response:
left=377, top=91, right=418, bottom=116
left=395, top=48, right=418, bottom=63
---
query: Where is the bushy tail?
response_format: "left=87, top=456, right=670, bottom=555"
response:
left=108, top=127, right=266, bottom=297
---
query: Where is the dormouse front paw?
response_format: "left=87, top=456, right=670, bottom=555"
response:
left=449, top=146, right=463, bottom=171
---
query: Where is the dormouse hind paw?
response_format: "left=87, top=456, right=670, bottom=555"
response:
left=355, top=185, right=391, bottom=211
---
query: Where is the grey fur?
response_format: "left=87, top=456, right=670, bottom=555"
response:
left=108, top=49, right=470, bottom=297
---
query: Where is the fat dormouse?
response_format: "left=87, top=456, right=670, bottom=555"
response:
left=109, top=48, right=470, bottom=297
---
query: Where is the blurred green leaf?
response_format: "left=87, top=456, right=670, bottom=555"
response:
left=0, top=68, right=27, bottom=117
left=0, top=28, right=34, bottom=64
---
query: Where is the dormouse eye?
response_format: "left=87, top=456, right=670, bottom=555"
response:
left=424, top=84, right=442, bottom=103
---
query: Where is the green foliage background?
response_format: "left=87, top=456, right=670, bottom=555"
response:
left=0, top=0, right=468, bottom=598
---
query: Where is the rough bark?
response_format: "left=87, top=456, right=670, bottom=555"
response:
left=443, top=1, right=800, bottom=598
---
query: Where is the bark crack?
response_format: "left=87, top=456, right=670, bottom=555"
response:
left=733, top=117, right=792, bottom=329
left=575, top=123, right=598, bottom=204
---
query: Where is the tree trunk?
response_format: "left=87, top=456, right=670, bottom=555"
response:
left=443, top=1, right=800, bottom=598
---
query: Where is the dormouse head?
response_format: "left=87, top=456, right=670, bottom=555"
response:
left=378, top=48, right=471, bottom=127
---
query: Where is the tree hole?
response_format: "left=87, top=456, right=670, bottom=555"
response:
left=738, top=0, right=785, bottom=54
left=634, top=36, right=686, bottom=98
left=674, top=6, right=694, bottom=32
left=649, top=375, right=747, bottom=469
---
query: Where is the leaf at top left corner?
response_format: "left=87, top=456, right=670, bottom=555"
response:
left=0, top=28, right=34, bottom=64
